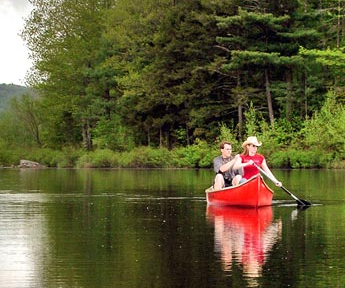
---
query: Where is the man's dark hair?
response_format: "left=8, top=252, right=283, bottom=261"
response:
left=219, top=141, right=232, bottom=149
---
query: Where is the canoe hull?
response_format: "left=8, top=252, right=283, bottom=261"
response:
left=205, top=175, right=273, bottom=207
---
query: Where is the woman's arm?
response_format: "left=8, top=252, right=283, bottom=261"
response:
left=261, top=159, right=282, bottom=187
left=233, top=154, right=254, bottom=170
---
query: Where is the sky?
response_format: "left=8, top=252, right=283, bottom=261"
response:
left=0, top=0, right=33, bottom=86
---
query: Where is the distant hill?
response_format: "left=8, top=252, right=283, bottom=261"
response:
left=0, top=84, right=30, bottom=111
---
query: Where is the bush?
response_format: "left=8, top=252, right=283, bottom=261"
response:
left=76, top=154, right=92, bottom=168
left=28, top=147, right=82, bottom=168
left=290, top=149, right=322, bottom=168
left=57, top=147, right=83, bottom=168
left=268, top=150, right=290, bottom=168
left=107, top=146, right=174, bottom=168
left=26, top=148, right=63, bottom=167
left=128, top=146, right=173, bottom=168
left=303, top=91, right=345, bottom=156
left=270, top=148, right=334, bottom=168
left=111, top=150, right=135, bottom=168
left=76, top=149, right=115, bottom=168
left=173, top=140, right=214, bottom=168
left=0, top=147, right=23, bottom=166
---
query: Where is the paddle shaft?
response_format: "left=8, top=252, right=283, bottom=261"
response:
left=253, top=163, right=311, bottom=206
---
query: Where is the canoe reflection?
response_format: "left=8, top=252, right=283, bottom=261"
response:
left=207, top=205, right=282, bottom=286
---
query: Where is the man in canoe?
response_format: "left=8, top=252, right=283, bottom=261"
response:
left=213, top=141, right=243, bottom=190
left=234, top=136, right=282, bottom=187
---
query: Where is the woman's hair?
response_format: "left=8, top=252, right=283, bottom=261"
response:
left=242, top=145, right=250, bottom=156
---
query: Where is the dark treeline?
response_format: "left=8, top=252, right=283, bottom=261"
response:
left=1, top=0, right=345, bottom=168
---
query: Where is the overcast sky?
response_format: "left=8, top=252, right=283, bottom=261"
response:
left=0, top=0, right=33, bottom=86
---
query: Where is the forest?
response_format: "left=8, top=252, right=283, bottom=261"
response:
left=1, top=0, right=345, bottom=169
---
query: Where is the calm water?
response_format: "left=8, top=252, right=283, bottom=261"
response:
left=0, top=168, right=344, bottom=288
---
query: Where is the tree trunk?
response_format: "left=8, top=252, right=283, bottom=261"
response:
left=236, top=73, right=243, bottom=140
left=32, top=121, right=42, bottom=147
left=186, top=123, right=190, bottom=146
left=342, top=0, right=345, bottom=42
left=147, top=127, right=151, bottom=146
left=82, top=118, right=92, bottom=151
left=285, top=69, right=293, bottom=121
left=302, top=69, right=308, bottom=118
left=159, top=128, right=163, bottom=148
left=337, top=0, right=341, bottom=48
left=264, top=68, right=274, bottom=125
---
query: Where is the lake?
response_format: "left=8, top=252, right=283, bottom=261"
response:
left=0, top=168, right=344, bottom=288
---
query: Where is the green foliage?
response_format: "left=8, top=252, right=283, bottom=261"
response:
left=57, top=148, right=83, bottom=168
left=109, top=0, right=221, bottom=148
left=20, top=148, right=78, bottom=168
left=0, top=110, right=30, bottom=148
left=290, top=149, right=317, bottom=168
left=257, top=116, right=305, bottom=156
left=0, top=0, right=340, bottom=168
left=173, top=140, right=214, bottom=168
left=268, top=150, right=290, bottom=167
left=243, top=103, right=261, bottom=137
left=299, top=47, right=345, bottom=85
left=0, top=94, right=43, bottom=149
left=22, top=0, right=117, bottom=150
left=77, top=147, right=173, bottom=168
left=93, top=114, right=135, bottom=151
left=0, top=140, right=24, bottom=166
left=215, top=123, right=241, bottom=153
left=0, top=145, right=81, bottom=168
left=29, top=148, right=64, bottom=167
left=303, top=91, right=345, bottom=157
left=11, top=94, right=42, bottom=147
left=270, top=149, right=333, bottom=168
left=77, top=141, right=215, bottom=169
left=125, top=147, right=173, bottom=168
left=218, top=122, right=234, bottom=142
left=77, top=149, right=115, bottom=168
left=299, top=47, right=345, bottom=68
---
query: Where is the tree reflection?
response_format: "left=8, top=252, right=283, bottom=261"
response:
left=207, top=206, right=282, bottom=287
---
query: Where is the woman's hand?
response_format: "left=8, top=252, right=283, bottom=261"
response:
left=275, top=181, right=282, bottom=187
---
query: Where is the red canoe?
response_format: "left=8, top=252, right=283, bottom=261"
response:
left=205, top=174, right=274, bottom=207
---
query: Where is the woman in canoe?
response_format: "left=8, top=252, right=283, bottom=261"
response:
left=234, top=136, right=282, bottom=187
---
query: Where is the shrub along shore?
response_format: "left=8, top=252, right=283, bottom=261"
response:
left=2, top=141, right=344, bottom=169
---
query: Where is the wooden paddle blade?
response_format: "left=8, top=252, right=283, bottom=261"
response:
left=297, top=202, right=312, bottom=210
left=281, top=186, right=312, bottom=207
left=296, top=199, right=312, bottom=207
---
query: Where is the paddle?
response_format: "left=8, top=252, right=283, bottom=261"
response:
left=253, top=163, right=312, bottom=207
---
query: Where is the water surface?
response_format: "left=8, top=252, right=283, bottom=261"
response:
left=0, top=168, right=344, bottom=288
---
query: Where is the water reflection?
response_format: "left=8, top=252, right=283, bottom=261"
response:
left=0, top=194, right=49, bottom=288
left=207, top=206, right=282, bottom=287
left=1, top=169, right=345, bottom=288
